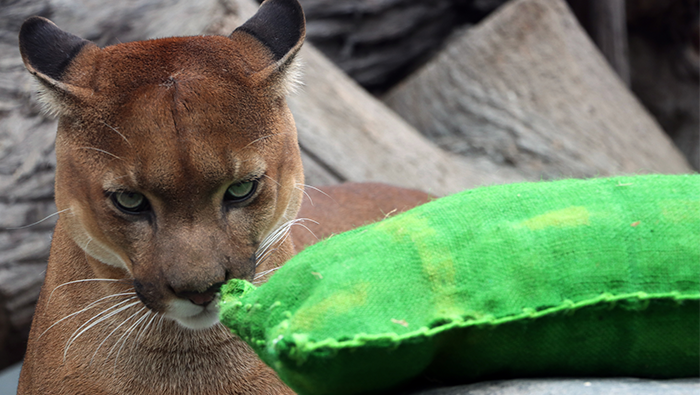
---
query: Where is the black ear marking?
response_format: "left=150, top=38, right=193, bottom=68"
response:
left=19, top=16, right=90, bottom=81
left=233, top=0, right=305, bottom=63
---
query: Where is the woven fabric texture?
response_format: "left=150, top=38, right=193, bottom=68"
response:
left=220, top=175, right=700, bottom=395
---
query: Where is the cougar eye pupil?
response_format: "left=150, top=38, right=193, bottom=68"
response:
left=112, top=191, right=149, bottom=213
left=225, top=180, right=257, bottom=203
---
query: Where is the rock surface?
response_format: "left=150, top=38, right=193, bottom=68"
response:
left=406, top=378, right=700, bottom=395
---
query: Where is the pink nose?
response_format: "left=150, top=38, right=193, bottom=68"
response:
left=175, top=282, right=224, bottom=306
left=186, top=291, right=216, bottom=306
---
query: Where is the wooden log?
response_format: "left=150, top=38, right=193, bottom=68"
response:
left=296, top=0, right=509, bottom=91
left=383, top=0, right=693, bottom=181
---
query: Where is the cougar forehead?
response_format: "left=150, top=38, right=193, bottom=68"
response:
left=56, top=34, right=299, bottom=195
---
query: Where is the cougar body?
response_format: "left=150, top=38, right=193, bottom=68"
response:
left=17, top=1, right=431, bottom=393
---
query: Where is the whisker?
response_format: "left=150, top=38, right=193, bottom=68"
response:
left=256, top=224, right=296, bottom=267
left=83, top=237, right=93, bottom=251
left=294, top=183, right=313, bottom=206
left=64, top=299, right=140, bottom=361
left=77, top=147, right=123, bottom=161
left=257, top=222, right=291, bottom=255
left=262, top=174, right=283, bottom=189
left=233, top=133, right=291, bottom=156
left=291, top=222, right=319, bottom=241
left=5, top=208, right=71, bottom=230
left=135, top=311, right=158, bottom=344
left=255, top=217, right=316, bottom=267
left=156, top=314, right=166, bottom=334
left=90, top=307, right=145, bottom=366
left=102, top=122, right=131, bottom=146
left=253, top=266, right=281, bottom=280
left=259, top=218, right=317, bottom=255
left=64, top=297, right=138, bottom=351
left=301, top=184, right=332, bottom=200
left=252, top=267, right=282, bottom=284
left=38, top=292, right=136, bottom=340
left=110, top=309, right=151, bottom=367
left=124, top=311, right=157, bottom=368
left=48, top=278, right=132, bottom=305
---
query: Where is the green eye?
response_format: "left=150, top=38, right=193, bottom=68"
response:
left=111, top=191, right=150, bottom=214
left=224, top=180, right=258, bottom=203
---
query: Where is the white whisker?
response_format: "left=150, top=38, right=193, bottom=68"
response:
left=64, top=299, right=140, bottom=361
left=102, top=122, right=131, bottom=146
left=294, top=183, right=313, bottom=205
left=252, top=267, right=281, bottom=285
left=48, top=278, right=131, bottom=305
left=262, top=174, right=283, bottom=189
left=110, top=309, right=151, bottom=367
left=289, top=218, right=319, bottom=241
left=301, top=184, right=332, bottom=200
left=136, top=311, right=159, bottom=344
left=38, top=292, right=136, bottom=340
left=253, top=266, right=281, bottom=280
left=255, top=217, right=316, bottom=268
left=125, top=311, right=158, bottom=368
left=234, top=133, right=292, bottom=156
left=5, top=208, right=71, bottom=230
left=77, top=147, right=123, bottom=161
left=64, top=297, right=138, bottom=352
left=90, top=307, right=145, bottom=366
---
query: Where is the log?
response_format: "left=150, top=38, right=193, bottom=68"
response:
left=296, top=0, right=509, bottom=92
left=383, top=0, right=693, bottom=181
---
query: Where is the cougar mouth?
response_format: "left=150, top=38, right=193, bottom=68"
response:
left=167, top=297, right=222, bottom=330
left=133, top=280, right=224, bottom=330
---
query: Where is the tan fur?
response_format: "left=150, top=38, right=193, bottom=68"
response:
left=292, top=183, right=433, bottom=253
left=18, top=4, right=430, bottom=394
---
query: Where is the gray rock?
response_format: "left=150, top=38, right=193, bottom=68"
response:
left=406, top=378, right=700, bottom=395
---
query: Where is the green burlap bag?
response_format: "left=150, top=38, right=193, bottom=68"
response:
left=220, top=175, right=700, bottom=395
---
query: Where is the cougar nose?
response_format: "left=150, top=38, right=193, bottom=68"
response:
left=175, top=282, right=224, bottom=306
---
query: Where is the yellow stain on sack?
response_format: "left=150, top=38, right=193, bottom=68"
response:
left=291, top=281, right=369, bottom=332
left=662, top=200, right=700, bottom=223
left=376, top=212, right=460, bottom=316
left=521, top=206, right=590, bottom=230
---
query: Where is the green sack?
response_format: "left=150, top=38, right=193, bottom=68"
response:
left=220, top=175, right=700, bottom=395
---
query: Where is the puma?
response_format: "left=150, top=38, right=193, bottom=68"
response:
left=17, top=0, right=429, bottom=393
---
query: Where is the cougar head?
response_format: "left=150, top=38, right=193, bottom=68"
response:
left=19, top=0, right=305, bottom=330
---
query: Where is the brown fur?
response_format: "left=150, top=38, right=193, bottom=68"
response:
left=17, top=3, right=430, bottom=394
left=292, top=183, right=433, bottom=253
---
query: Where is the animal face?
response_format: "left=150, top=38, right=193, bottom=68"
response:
left=20, top=1, right=306, bottom=330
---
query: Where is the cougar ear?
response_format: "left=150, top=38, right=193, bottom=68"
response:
left=19, top=16, right=97, bottom=116
left=229, top=0, right=306, bottom=92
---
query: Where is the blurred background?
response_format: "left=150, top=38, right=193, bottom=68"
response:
left=0, top=0, right=697, bottom=390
